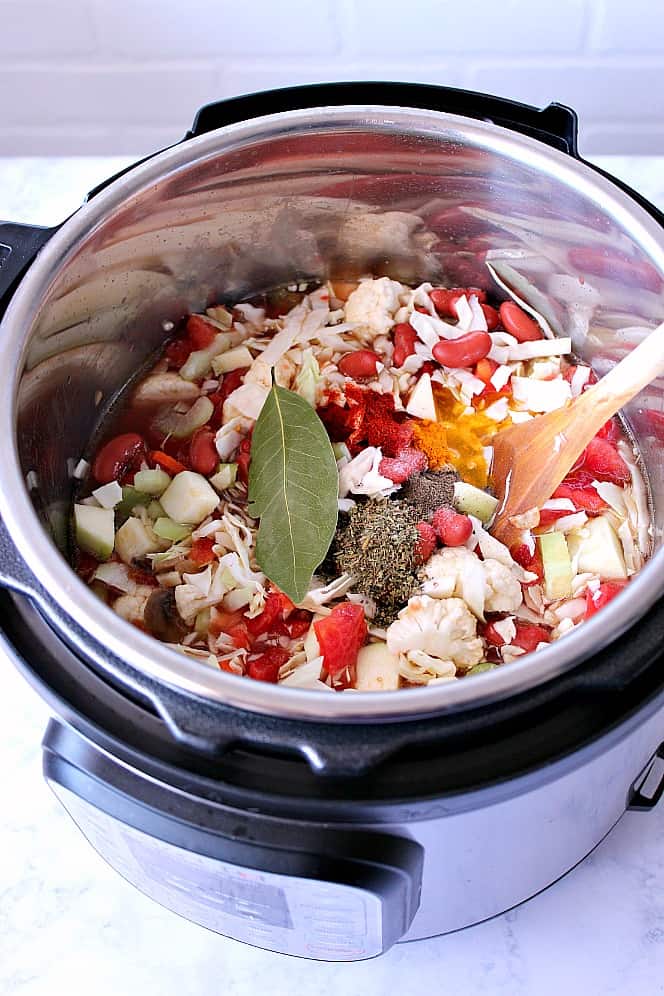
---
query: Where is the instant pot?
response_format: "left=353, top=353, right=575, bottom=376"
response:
left=1, top=82, right=664, bottom=960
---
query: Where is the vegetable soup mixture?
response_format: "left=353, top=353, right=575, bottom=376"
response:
left=73, top=276, right=651, bottom=692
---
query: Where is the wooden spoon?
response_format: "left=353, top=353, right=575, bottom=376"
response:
left=490, top=320, right=664, bottom=547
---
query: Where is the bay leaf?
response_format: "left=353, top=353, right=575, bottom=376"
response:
left=248, top=384, right=338, bottom=603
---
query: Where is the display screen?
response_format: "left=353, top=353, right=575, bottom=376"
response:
left=126, top=834, right=293, bottom=928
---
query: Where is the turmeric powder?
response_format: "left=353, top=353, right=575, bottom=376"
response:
left=412, top=387, right=503, bottom=488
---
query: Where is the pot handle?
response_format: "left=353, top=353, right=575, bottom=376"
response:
left=187, top=81, right=579, bottom=155
left=0, top=222, right=55, bottom=317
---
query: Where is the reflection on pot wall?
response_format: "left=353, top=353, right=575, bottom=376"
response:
left=13, top=123, right=664, bottom=556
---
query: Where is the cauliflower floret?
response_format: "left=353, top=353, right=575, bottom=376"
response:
left=344, top=276, right=403, bottom=336
left=483, top=558, right=523, bottom=613
left=387, top=595, right=483, bottom=670
left=421, top=547, right=486, bottom=620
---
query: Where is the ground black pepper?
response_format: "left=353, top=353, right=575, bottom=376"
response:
left=400, top=468, right=458, bottom=521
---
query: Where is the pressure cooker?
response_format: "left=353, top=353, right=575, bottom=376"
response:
left=1, top=82, right=664, bottom=961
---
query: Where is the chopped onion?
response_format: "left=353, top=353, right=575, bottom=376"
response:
left=570, top=365, right=591, bottom=397
left=507, top=337, right=571, bottom=362
left=93, top=562, right=136, bottom=593
left=551, top=511, right=588, bottom=532
left=511, top=376, right=572, bottom=412
left=542, top=498, right=575, bottom=512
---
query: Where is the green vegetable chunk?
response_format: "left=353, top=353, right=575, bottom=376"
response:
left=209, top=462, right=238, bottom=493
left=453, top=482, right=498, bottom=523
left=133, top=468, right=172, bottom=495
left=248, top=384, right=338, bottom=603
left=74, top=504, right=115, bottom=561
left=538, top=531, right=573, bottom=600
left=153, top=517, right=192, bottom=542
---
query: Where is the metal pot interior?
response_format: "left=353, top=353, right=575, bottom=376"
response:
left=3, top=106, right=664, bottom=720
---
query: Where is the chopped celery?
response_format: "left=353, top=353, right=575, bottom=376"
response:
left=209, top=463, right=238, bottom=493
left=538, top=532, right=573, bottom=600
left=153, top=517, right=192, bottom=542
left=332, top=442, right=351, bottom=462
left=147, top=500, right=165, bottom=521
left=133, top=468, right=171, bottom=495
left=195, top=607, right=212, bottom=635
left=294, top=348, right=320, bottom=407
left=211, top=345, right=254, bottom=375
left=74, top=504, right=115, bottom=561
left=169, top=396, right=214, bottom=439
left=179, top=332, right=238, bottom=381
left=453, top=482, right=499, bottom=523
left=115, top=486, right=152, bottom=524
left=205, top=305, right=232, bottom=329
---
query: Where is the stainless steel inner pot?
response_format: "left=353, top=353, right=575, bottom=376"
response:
left=1, top=103, right=664, bottom=721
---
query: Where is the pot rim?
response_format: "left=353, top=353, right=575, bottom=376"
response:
left=1, top=103, right=664, bottom=722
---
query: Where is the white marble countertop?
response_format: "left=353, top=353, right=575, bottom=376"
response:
left=1, top=156, right=664, bottom=996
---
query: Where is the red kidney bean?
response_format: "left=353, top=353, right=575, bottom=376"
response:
left=430, top=287, right=487, bottom=317
left=338, top=349, right=380, bottom=379
left=392, top=322, right=418, bottom=367
left=92, top=433, right=147, bottom=484
left=432, top=330, right=491, bottom=368
left=480, top=303, right=500, bottom=330
left=189, top=428, right=218, bottom=476
left=499, top=302, right=542, bottom=342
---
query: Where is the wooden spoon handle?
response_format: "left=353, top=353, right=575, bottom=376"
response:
left=581, top=320, right=664, bottom=423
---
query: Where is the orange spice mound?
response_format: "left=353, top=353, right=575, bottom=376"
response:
left=411, top=387, right=505, bottom=488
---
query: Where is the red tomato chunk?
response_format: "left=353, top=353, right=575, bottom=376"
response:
left=314, top=602, right=368, bottom=678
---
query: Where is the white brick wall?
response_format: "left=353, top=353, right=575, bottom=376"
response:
left=0, top=0, right=661, bottom=156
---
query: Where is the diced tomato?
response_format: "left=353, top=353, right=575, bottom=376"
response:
left=432, top=506, right=473, bottom=546
left=246, top=591, right=288, bottom=638
left=414, top=521, right=437, bottom=563
left=314, top=602, right=367, bottom=679
left=392, top=322, right=418, bottom=368
left=236, top=437, right=251, bottom=486
left=483, top=621, right=509, bottom=647
left=366, top=418, right=414, bottom=457
left=510, top=542, right=543, bottom=584
left=150, top=450, right=187, bottom=475
left=596, top=417, right=621, bottom=443
left=247, top=646, right=290, bottom=683
left=584, top=580, right=628, bottom=619
left=93, top=433, right=147, bottom=484
left=338, top=349, right=380, bottom=380
left=186, top=314, right=217, bottom=349
left=209, top=608, right=245, bottom=636
left=165, top=337, right=194, bottom=369
left=563, top=364, right=598, bottom=389
left=474, top=357, right=498, bottom=385
left=581, top=436, right=630, bottom=484
left=286, top=609, right=313, bottom=639
left=128, top=566, right=159, bottom=588
left=210, top=368, right=250, bottom=427
left=379, top=447, right=427, bottom=484
left=189, top=428, right=217, bottom=476
left=537, top=508, right=570, bottom=528
left=190, top=536, right=216, bottom=566
left=551, top=482, right=606, bottom=515
left=227, top=623, right=251, bottom=650
left=512, top=622, right=551, bottom=653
